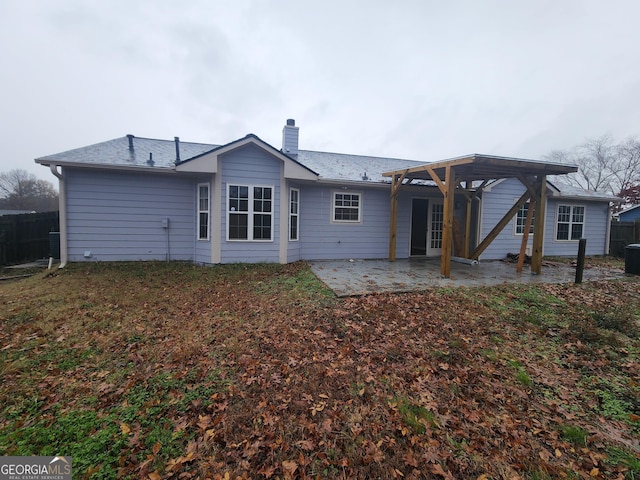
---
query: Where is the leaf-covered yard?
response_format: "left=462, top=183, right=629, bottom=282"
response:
left=0, top=262, right=638, bottom=479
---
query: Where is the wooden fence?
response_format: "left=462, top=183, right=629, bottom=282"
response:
left=609, top=220, right=640, bottom=258
left=0, top=211, right=60, bottom=265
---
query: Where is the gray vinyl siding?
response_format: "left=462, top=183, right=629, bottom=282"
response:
left=479, top=178, right=610, bottom=259
left=65, top=168, right=195, bottom=262
left=298, top=185, right=392, bottom=260
left=219, top=144, right=282, bottom=263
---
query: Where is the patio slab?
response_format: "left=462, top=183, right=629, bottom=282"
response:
left=309, top=258, right=626, bottom=297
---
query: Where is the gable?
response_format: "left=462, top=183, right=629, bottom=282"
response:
left=176, top=134, right=318, bottom=181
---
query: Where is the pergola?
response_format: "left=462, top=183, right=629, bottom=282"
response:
left=382, top=154, right=578, bottom=278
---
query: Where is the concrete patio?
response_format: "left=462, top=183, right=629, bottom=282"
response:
left=309, top=258, right=627, bottom=297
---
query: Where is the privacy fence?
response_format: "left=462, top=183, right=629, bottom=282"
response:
left=0, top=211, right=59, bottom=265
left=609, top=220, right=640, bottom=258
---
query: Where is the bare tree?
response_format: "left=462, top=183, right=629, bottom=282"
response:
left=0, top=169, right=58, bottom=211
left=545, top=135, right=640, bottom=200
left=612, top=137, right=640, bottom=194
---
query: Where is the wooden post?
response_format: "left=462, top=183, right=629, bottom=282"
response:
left=461, top=179, right=473, bottom=259
left=441, top=166, right=455, bottom=277
left=389, top=175, right=399, bottom=261
left=389, top=171, right=407, bottom=261
left=575, top=238, right=587, bottom=283
left=530, top=175, right=547, bottom=274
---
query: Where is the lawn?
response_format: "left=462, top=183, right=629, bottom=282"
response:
left=0, top=261, right=638, bottom=479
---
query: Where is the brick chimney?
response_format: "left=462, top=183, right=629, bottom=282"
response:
left=282, top=119, right=299, bottom=156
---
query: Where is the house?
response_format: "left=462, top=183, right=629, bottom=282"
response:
left=617, top=204, right=640, bottom=222
left=35, top=119, right=617, bottom=276
left=0, top=210, right=36, bottom=216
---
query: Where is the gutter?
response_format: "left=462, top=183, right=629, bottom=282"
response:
left=49, top=165, right=67, bottom=268
left=35, top=160, right=177, bottom=175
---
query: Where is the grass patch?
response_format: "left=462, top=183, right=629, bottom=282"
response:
left=1, top=409, right=127, bottom=479
left=393, top=396, right=438, bottom=434
left=592, top=306, right=639, bottom=338
left=605, top=446, right=640, bottom=478
left=560, top=425, right=588, bottom=446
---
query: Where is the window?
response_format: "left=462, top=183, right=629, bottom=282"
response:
left=197, top=183, right=209, bottom=240
left=556, top=205, right=585, bottom=240
left=515, top=202, right=535, bottom=235
left=289, top=188, right=299, bottom=241
left=227, top=184, right=273, bottom=241
left=333, top=191, right=361, bottom=223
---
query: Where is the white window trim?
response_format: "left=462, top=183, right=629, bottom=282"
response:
left=289, top=188, right=299, bottom=241
left=331, top=190, right=362, bottom=224
left=197, top=183, right=210, bottom=241
left=513, top=200, right=534, bottom=236
left=554, top=203, right=586, bottom=242
left=226, top=184, right=274, bottom=242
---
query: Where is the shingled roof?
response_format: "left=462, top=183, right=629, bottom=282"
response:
left=36, top=134, right=611, bottom=201
left=36, top=136, right=217, bottom=170
left=35, top=134, right=423, bottom=183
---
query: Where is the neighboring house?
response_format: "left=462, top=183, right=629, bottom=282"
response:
left=35, top=120, right=616, bottom=269
left=617, top=204, right=640, bottom=222
left=0, top=210, right=35, bottom=216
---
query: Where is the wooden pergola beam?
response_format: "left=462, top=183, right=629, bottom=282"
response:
left=470, top=190, right=531, bottom=260
left=383, top=156, right=573, bottom=277
left=424, top=166, right=446, bottom=195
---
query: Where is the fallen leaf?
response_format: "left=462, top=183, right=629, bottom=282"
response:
left=282, top=460, right=298, bottom=474
left=120, top=423, right=131, bottom=435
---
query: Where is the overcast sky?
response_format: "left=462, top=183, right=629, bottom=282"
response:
left=2, top=0, right=639, bottom=184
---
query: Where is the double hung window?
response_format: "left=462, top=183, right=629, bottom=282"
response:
left=289, top=188, right=299, bottom=241
left=197, top=184, right=210, bottom=240
left=228, top=185, right=273, bottom=241
left=333, top=192, right=361, bottom=223
left=556, top=205, right=584, bottom=240
left=515, top=202, right=535, bottom=235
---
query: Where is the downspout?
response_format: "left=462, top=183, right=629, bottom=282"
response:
left=49, top=165, right=67, bottom=268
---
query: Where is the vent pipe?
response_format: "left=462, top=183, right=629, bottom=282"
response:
left=127, top=134, right=134, bottom=151
left=174, top=137, right=181, bottom=164
left=147, top=152, right=154, bottom=166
